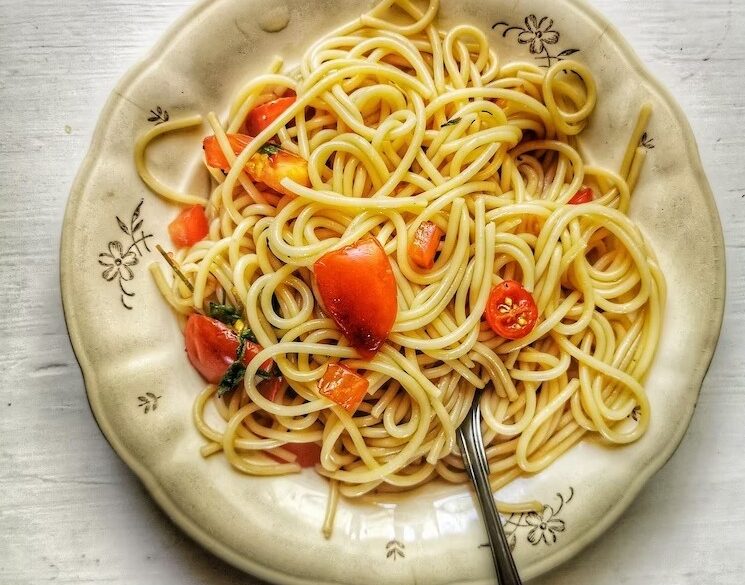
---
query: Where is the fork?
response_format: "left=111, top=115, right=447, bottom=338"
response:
left=457, top=396, right=523, bottom=585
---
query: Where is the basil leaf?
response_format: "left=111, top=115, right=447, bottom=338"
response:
left=258, top=143, right=282, bottom=156
left=218, top=362, right=246, bottom=397
left=207, top=302, right=241, bottom=325
left=239, top=327, right=258, bottom=344
left=440, top=117, right=461, bottom=127
left=216, top=326, right=260, bottom=396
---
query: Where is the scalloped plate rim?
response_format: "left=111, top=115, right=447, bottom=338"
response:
left=60, top=0, right=726, bottom=582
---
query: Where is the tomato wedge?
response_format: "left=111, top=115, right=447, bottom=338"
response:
left=246, top=96, right=296, bottom=136
left=313, top=237, right=398, bottom=359
left=184, top=314, right=272, bottom=384
left=168, top=205, right=209, bottom=248
left=318, top=363, right=369, bottom=413
left=568, top=186, right=593, bottom=204
left=202, top=133, right=309, bottom=197
left=409, top=221, right=444, bottom=269
left=485, top=280, right=538, bottom=340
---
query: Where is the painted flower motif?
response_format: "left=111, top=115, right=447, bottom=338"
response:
left=517, top=16, right=560, bottom=54
left=99, top=241, right=138, bottom=281
left=525, top=507, right=566, bottom=544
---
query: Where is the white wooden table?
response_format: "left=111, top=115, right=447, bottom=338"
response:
left=1, top=1, right=743, bottom=583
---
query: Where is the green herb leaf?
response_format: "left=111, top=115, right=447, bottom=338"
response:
left=440, top=117, right=461, bottom=128
left=217, top=362, right=246, bottom=397
left=258, top=143, right=282, bottom=156
left=216, top=326, right=260, bottom=396
left=239, top=327, right=258, bottom=344
left=207, top=302, right=241, bottom=325
left=255, top=368, right=272, bottom=380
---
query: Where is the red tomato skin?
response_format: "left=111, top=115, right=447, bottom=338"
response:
left=184, top=314, right=272, bottom=384
left=282, top=442, right=322, bottom=468
left=258, top=377, right=282, bottom=402
left=484, top=280, right=539, bottom=340
left=185, top=314, right=238, bottom=383
left=246, top=96, right=296, bottom=136
left=313, top=237, right=397, bottom=359
left=569, top=186, right=593, bottom=204
left=168, top=205, right=209, bottom=248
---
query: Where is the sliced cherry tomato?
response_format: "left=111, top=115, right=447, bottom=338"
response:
left=409, top=221, right=444, bottom=269
left=568, top=186, right=593, bottom=204
left=313, top=237, right=398, bottom=359
left=184, top=314, right=272, bottom=384
left=246, top=96, right=296, bottom=136
left=202, top=133, right=309, bottom=197
left=282, top=442, right=322, bottom=468
left=318, top=363, right=370, bottom=413
left=484, top=280, right=538, bottom=340
left=168, top=205, right=209, bottom=248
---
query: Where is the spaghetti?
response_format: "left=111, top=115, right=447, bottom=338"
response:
left=138, top=0, right=665, bottom=537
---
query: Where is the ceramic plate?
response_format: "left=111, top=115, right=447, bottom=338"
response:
left=61, top=0, right=725, bottom=582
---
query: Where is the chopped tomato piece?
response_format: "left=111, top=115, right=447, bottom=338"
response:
left=203, top=134, right=252, bottom=170
left=184, top=314, right=272, bottom=384
left=282, top=442, right=321, bottom=468
left=409, top=221, right=444, bottom=269
left=245, top=144, right=309, bottom=197
left=569, top=186, right=593, bottom=204
left=246, top=96, right=296, bottom=136
left=313, top=237, right=398, bottom=359
left=202, top=133, right=309, bottom=197
left=258, top=377, right=282, bottom=402
left=485, top=280, right=538, bottom=340
left=168, top=205, right=209, bottom=248
left=318, top=363, right=370, bottom=413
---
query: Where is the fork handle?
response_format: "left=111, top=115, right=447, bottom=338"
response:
left=458, top=402, right=522, bottom=585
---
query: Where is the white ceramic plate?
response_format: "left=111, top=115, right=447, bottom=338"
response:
left=61, top=0, right=725, bottom=583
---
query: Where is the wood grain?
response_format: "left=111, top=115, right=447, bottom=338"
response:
left=0, top=0, right=743, bottom=583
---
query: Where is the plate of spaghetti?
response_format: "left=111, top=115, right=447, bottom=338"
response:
left=61, top=0, right=725, bottom=583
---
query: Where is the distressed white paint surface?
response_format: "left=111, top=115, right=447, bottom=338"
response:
left=0, top=0, right=743, bottom=583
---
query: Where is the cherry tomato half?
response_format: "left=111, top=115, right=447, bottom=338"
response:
left=184, top=314, right=272, bottom=384
left=484, top=280, right=538, bottom=340
left=313, top=237, right=397, bottom=359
